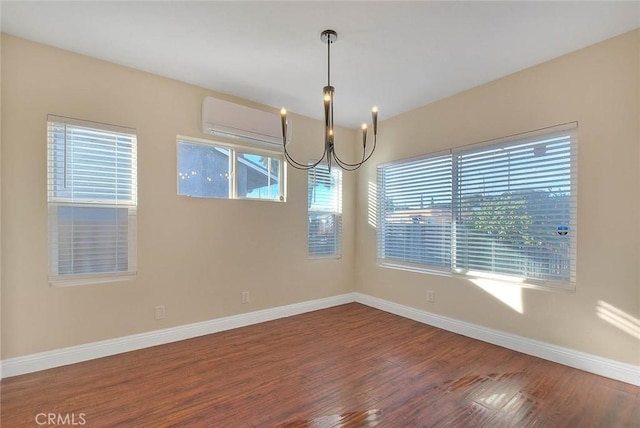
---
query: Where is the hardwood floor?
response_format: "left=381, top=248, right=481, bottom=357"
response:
left=2, top=303, right=638, bottom=427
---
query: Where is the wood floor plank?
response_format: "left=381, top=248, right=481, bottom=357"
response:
left=2, top=303, right=638, bottom=427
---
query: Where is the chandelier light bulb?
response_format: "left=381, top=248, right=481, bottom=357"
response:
left=372, top=107, right=379, bottom=136
left=362, top=124, right=368, bottom=148
left=280, top=108, right=288, bottom=143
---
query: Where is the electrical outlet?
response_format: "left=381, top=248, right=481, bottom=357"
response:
left=155, top=305, right=166, bottom=320
left=241, top=291, right=250, bottom=304
left=426, top=290, right=435, bottom=303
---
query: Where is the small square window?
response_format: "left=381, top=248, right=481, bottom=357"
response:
left=177, top=138, right=285, bottom=201
left=178, top=142, right=230, bottom=198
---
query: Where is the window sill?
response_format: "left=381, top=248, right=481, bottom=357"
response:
left=309, top=255, right=342, bottom=261
left=48, top=272, right=136, bottom=287
left=377, top=260, right=575, bottom=292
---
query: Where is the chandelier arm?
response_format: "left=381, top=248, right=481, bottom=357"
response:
left=331, top=142, right=367, bottom=171
left=332, top=152, right=364, bottom=171
left=284, top=147, right=314, bottom=169
left=328, top=124, right=366, bottom=166
left=285, top=153, right=315, bottom=170
left=284, top=153, right=315, bottom=171
left=307, top=155, right=327, bottom=169
left=334, top=156, right=364, bottom=171
left=331, top=146, right=365, bottom=169
left=357, top=134, right=378, bottom=164
left=282, top=124, right=333, bottom=170
left=330, top=134, right=377, bottom=167
left=283, top=144, right=328, bottom=170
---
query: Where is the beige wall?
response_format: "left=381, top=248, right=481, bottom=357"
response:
left=356, top=29, right=640, bottom=365
left=0, top=34, right=356, bottom=359
left=0, top=34, right=3, bottom=364
left=2, top=30, right=639, bottom=368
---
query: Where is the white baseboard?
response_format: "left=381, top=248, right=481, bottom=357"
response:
left=0, top=293, right=356, bottom=379
left=353, top=293, right=640, bottom=386
left=2, top=292, right=637, bottom=386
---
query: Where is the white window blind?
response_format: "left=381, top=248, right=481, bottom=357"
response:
left=377, top=124, right=577, bottom=287
left=377, top=153, right=452, bottom=269
left=308, top=164, right=342, bottom=258
left=47, top=116, right=137, bottom=284
left=453, top=128, right=577, bottom=285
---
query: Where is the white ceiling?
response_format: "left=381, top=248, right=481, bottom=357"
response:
left=2, top=1, right=639, bottom=129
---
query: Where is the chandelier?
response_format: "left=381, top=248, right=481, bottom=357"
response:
left=280, top=29, right=378, bottom=171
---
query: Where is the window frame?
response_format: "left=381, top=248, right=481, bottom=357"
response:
left=308, top=163, right=343, bottom=259
left=177, top=135, right=286, bottom=202
left=377, top=123, right=577, bottom=290
left=47, top=115, right=138, bottom=286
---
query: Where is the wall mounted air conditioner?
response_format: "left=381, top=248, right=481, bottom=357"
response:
left=202, top=97, right=291, bottom=147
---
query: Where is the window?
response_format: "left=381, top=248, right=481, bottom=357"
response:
left=377, top=152, right=452, bottom=269
left=378, top=124, right=577, bottom=288
left=177, top=137, right=284, bottom=201
left=308, top=164, right=342, bottom=258
left=47, top=116, right=137, bottom=285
